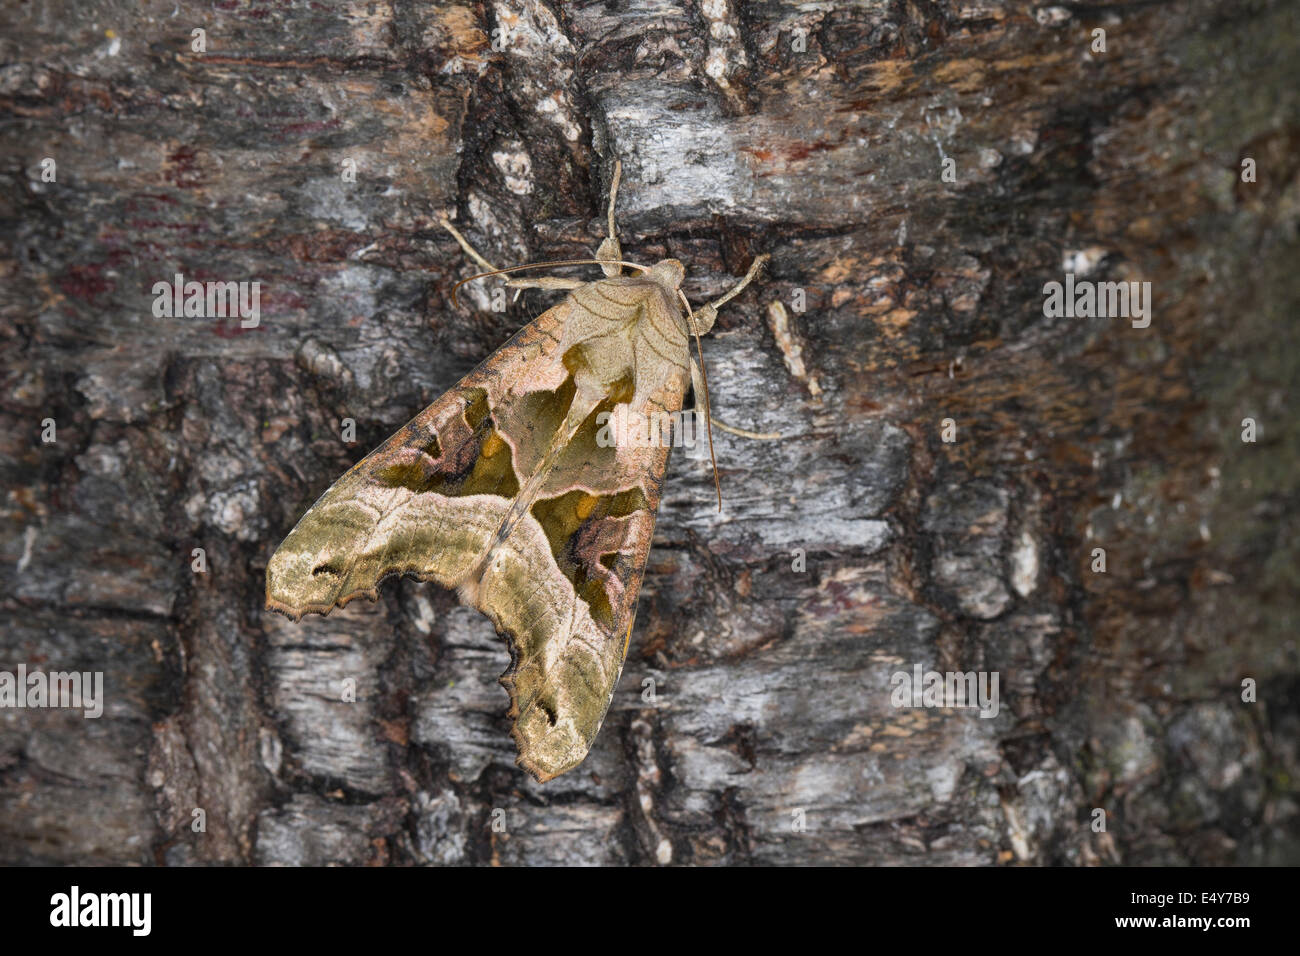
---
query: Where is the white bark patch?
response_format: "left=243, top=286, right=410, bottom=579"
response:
left=1062, top=246, right=1109, bottom=276
left=491, top=148, right=534, bottom=195
left=698, top=0, right=747, bottom=103
left=1010, top=530, right=1039, bottom=597
left=16, top=526, right=37, bottom=573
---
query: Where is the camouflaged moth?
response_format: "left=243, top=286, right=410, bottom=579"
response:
left=267, top=162, right=766, bottom=780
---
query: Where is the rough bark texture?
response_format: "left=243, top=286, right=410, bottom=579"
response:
left=2, top=0, right=1298, bottom=866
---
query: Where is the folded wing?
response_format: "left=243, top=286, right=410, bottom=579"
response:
left=267, top=283, right=692, bottom=780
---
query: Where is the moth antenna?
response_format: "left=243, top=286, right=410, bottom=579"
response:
left=679, top=288, right=723, bottom=511
left=447, top=258, right=652, bottom=309
left=607, top=160, right=621, bottom=242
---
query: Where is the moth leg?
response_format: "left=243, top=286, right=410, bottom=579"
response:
left=505, top=276, right=586, bottom=291
left=710, top=253, right=770, bottom=308
left=439, top=217, right=499, bottom=274
left=687, top=253, right=772, bottom=336
left=689, top=356, right=706, bottom=413
left=595, top=160, right=622, bottom=278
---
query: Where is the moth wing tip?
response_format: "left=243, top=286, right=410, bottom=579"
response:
left=263, top=597, right=304, bottom=622
left=516, top=754, right=558, bottom=784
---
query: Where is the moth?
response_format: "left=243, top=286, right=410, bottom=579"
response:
left=266, top=162, right=766, bottom=781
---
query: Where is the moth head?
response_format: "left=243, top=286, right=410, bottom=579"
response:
left=647, top=258, right=685, bottom=291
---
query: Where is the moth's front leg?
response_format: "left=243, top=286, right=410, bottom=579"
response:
left=505, top=276, right=585, bottom=291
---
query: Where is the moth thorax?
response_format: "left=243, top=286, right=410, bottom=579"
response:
left=648, top=259, right=685, bottom=290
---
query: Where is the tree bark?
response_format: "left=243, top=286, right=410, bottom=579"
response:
left=1, top=0, right=1297, bottom=865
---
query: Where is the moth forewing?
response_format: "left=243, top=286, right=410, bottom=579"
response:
left=267, top=265, right=698, bottom=781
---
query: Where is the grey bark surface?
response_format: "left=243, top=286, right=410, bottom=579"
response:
left=1, top=0, right=1298, bottom=865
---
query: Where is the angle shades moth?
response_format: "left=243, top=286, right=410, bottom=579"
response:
left=266, top=162, right=766, bottom=781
